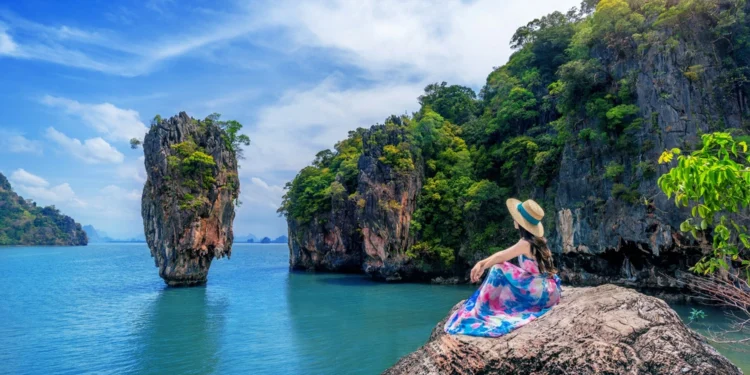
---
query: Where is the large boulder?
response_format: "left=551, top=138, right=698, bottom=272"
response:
left=384, top=285, right=740, bottom=375
left=141, top=112, right=239, bottom=286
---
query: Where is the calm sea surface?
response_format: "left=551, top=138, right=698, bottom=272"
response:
left=0, top=243, right=747, bottom=374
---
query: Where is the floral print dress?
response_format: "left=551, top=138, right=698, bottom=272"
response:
left=444, top=254, right=562, bottom=337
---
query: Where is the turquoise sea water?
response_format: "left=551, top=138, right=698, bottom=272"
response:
left=0, top=244, right=475, bottom=375
left=0, top=243, right=747, bottom=374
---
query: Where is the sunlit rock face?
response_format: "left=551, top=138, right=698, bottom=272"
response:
left=141, top=112, right=238, bottom=286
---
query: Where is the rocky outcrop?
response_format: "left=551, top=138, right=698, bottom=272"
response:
left=384, top=285, right=741, bottom=375
left=0, top=173, right=87, bottom=246
left=358, top=124, right=423, bottom=281
left=288, top=194, right=362, bottom=272
left=141, top=112, right=239, bottom=286
left=288, top=122, right=424, bottom=279
left=548, top=4, right=747, bottom=290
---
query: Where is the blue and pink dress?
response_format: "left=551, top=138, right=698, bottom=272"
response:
left=444, top=254, right=562, bottom=337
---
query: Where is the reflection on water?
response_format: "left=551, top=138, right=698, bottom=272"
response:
left=132, top=287, right=227, bottom=375
left=670, top=304, right=750, bottom=372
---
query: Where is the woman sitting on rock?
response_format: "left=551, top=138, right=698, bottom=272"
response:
left=444, top=198, right=562, bottom=337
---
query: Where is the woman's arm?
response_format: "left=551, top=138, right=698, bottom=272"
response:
left=470, top=240, right=530, bottom=283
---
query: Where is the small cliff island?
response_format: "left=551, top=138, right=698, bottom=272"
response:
left=141, top=112, right=245, bottom=286
left=0, top=173, right=87, bottom=246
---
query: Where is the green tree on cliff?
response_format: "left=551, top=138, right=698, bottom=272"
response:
left=204, top=113, right=251, bottom=159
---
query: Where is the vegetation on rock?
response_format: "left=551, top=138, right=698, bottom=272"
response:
left=0, top=173, right=87, bottom=246
left=281, top=0, right=750, bottom=279
left=659, top=132, right=750, bottom=277
left=141, top=112, right=244, bottom=286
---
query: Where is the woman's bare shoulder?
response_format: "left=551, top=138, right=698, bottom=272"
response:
left=514, top=239, right=533, bottom=258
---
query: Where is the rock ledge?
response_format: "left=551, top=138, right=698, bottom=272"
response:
left=384, top=285, right=741, bottom=375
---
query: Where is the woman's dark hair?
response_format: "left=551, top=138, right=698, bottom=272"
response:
left=517, top=225, right=557, bottom=275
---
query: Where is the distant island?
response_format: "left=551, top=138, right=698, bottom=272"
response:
left=0, top=173, right=87, bottom=246
left=248, top=235, right=287, bottom=244
left=83, top=225, right=145, bottom=243
left=235, top=233, right=258, bottom=242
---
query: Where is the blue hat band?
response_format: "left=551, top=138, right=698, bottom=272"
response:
left=517, top=203, right=540, bottom=225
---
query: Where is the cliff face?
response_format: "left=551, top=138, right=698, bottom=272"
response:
left=288, top=194, right=362, bottom=272
left=549, top=5, right=748, bottom=289
left=358, top=124, right=423, bottom=281
left=384, top=285, right=741, bottom=375
left=0, top=173, right=87, bottom=246
left=287, top=122, right=426, bottom=279
left=141, top=112, right=239, bottom=286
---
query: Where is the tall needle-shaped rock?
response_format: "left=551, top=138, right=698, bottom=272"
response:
left=141, top=112, right=244, bottom=286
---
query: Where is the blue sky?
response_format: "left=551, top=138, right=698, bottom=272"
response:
left=0, top=0, right=580, bottom=239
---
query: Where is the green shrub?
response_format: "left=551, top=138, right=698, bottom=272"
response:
left=635, top=161, right=656, bottom=179
left=684, top=65, right=705, bottom=82
left=612, top=183, right=639, bottom=203
left=379, top=144, right=415, bottom=171
left=604, top=162, right=625, bottom=179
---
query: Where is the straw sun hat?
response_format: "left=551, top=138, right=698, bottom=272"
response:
left=506, top=198, right=545, bottom=238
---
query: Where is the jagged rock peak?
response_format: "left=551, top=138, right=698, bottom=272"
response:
left=141, top=112, right=240, bottom=286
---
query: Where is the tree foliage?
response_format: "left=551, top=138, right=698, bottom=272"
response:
left=203, top=113, right=251, bottom=160
left=280, top=0, right=750, bottom=273
left=418, top=82, right=478, bottom=125
left=279, top=129, right=366, bottom=223
left=0, top=174, right=87, bottom=245
left=659, top=132, right=750, bottom=278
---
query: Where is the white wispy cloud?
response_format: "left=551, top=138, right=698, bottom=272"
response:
left=0, top=0, right=580, bottom=80
left=19, top=183, right=86, bottom=207
left=234, top=175, right=289, bottom=237
left=7, top=173, right=141, bottom=237
left=244, top=75, right=423, bottom=173
left=259, top=0, right=581, bottom=85
left=0, top=25, right=17, bottom=54
left=10, top=168, right=48, bottom=187
left=100, top=184, right=141, bottom=201
left=243, top=177, right=285, bottom=210
left=45, top=127, right=125, bottom=164
left=75, top=184, right=144, bottom=237
left=0, top=130, right=43, bottom=155
left=0, top=6, right=260, bottom=76
left=115, top=156, right=147, bottom=184
left=41, top=95, right=148, bottom=142
left=9, top=169, right=86, bottom=208
left=146, top=0, right=175, bottom=15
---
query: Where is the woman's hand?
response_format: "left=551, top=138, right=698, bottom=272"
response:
left=470, top=260, right=487, bottom=283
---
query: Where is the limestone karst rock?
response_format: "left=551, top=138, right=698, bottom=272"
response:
left=283, top=0, right=750, bottom=290
left=287, top=122, right=425, bottom=280
left=383, top=285, right=741, bottom=375
left=141, top=112, right=239, bottom=286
